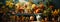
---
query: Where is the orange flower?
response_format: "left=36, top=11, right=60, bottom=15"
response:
left=52, top=9, right=59, bottom=16
left=34, top=9, right=40, bottom=14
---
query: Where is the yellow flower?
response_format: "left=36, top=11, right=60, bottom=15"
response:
left=9, top=3, right=13, bottom=7
left=27, top=6, right=30, bottom=9
left=32, top=4, right=36, bottom=8
left=43, top=10, right=47, bottom=14
left=6, top=1, right=10, bottom=6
